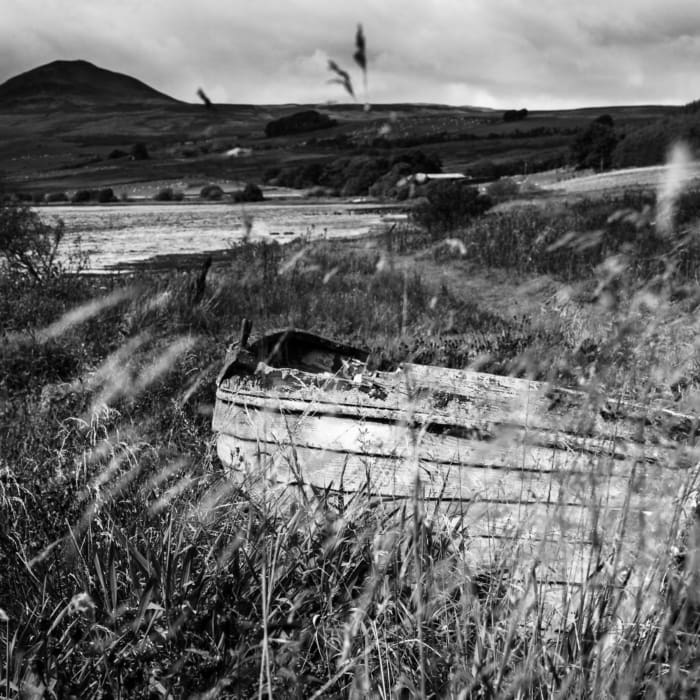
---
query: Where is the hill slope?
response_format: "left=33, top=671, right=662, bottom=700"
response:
left=0, top=59, right=181, bottom=108
left=613, top=108, right=699, bottom=168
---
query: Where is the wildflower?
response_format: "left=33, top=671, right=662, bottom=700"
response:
left=69, top=592, right=96, bottom=620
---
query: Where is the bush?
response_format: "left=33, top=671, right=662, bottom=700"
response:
left=108, top=148, right=128, bottom=159
left=0, top=200, right=66, bottom=281
left=154, top=187, right=185, bottom=202
left=200, top=184, right=224, bottom=200
left=71, top=189, right=92, bottom=203
left=369, top=163, right=411, bottom=198
left=265, top=110, right=337, bottom=138
left=45, top=191, right=68, bottom=203
left=612, top=113, right=700, bottom=169
left=503, top=108, right=528, bottom=122
left=571, top=115, right=618, bottom=170
left=130, top=143, right=149, bottom=160
left=412, top=181, right=492, bottom=235
left=97, top=188, right=116, bottom=203
left=268, top=150, right=442, bottom=196
left=232, top=183, right=264, bottom=203
left=154, top=187, right=174, bottom=201
left=486, top=177, right=520, bottom=200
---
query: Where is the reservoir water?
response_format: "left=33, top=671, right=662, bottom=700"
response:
left=37, top=201, right=399, bottom=271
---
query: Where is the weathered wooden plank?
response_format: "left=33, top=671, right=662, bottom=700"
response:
left=214, top=403, right=687, bottom=487
left=217, top=433, right=690, bottom=529
left=218, top=366, right=695, bottom=453
left=218, top=332, right=696, bottom=448
left=216, top=432, right=646, bottom=506
left=219, top=436, right=684, bottom=584
left=214, top=389, right=690, bottom=469
left=403, top=363, right=696, bottom=443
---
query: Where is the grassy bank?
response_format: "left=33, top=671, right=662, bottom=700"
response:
left=2, top=189, right=700, bottom=697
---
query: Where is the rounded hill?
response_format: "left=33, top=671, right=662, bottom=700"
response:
left=0, top=59, right=181, bottom=108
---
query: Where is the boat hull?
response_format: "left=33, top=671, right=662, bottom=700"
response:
left=213, top=329, right=699, bottom=586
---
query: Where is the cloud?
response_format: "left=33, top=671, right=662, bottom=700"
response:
left=1, top=0, right=700, bottom=108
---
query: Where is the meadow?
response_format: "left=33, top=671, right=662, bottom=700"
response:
left=3, top=176, right=700, bottom=698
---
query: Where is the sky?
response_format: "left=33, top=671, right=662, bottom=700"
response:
left=2, top=0, right=700, bottom=109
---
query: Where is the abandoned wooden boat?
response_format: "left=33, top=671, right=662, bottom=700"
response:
left=213, top=324, right=700, bottom=584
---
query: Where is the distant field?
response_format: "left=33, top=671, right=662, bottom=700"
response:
left=534, top=162, right=700, bottom=194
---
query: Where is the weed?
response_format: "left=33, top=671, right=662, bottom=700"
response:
left=4, top=161, right=700, bottom=697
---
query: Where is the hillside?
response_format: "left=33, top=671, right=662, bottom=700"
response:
left=613, top=107, right=700, bottom=168
left=0, top=60, right=682, bottom=195
left=0, top=59, right=181, bottom=108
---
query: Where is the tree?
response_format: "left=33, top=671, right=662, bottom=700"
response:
left=413, top=181, right=492, bottom=235
left=265, top=110, right=336, bottom=137
left=0, top=200, right=66, bottom=281
left=130, top=143, right=149, bottom=160
left=571, top=116, right=618, bottom=170
left=200, top=184, right=224, bottom=200
left=97, top=188, right=117, bottom=203
left=503, top=108, right=528, bottom=122
left=232, top=183, right=264, bottom=202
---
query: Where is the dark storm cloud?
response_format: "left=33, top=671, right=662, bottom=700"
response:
left=1, top=0, right=700, bottom=108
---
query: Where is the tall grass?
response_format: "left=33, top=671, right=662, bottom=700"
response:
left=448, top=189, right=700, bottom=283
left=3, top=164, right=700, bottom=696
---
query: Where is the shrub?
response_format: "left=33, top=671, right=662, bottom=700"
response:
left=154, top=187, right=174, bottom=201
left=0, top=200, right=66, bottom=281
left=571, top=115, right=618, bottom=170
left=232, top=183, right=264, bottom=203
left=265, top=110, right=337, bottom=137
left=200, top=184, right=224, bottom=200
left=97, top=188, right=116, bottom=203
left=108, top=148, right=128, bottom=159
left=154, top=187, right=185, bottom=202
left=45, top=191, right=68, bottom=203
left=130, top=142, right=149, bottom=160
left=503, top=108, right=528, bottom=122
left=612, top=113, right=700, bottom=168
left=486, top=177, right=521, bottom=200
left=71, top=189, right=93, bottom=203
left=368, top=163, right=411, bottom=198
left=412, top=181, right=492, bottom=235
left=267, top=150, right=442, bottom=198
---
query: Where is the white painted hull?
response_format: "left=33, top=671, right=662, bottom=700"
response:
left=213, top=330, right=699, bottom=586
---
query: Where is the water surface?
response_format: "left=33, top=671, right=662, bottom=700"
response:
left=38, top=201, right=396, bottom=271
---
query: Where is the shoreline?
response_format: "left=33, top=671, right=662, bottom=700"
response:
left=98, top=229, right=388, bottom=274
left=28, top=197, right=411, bottom=212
